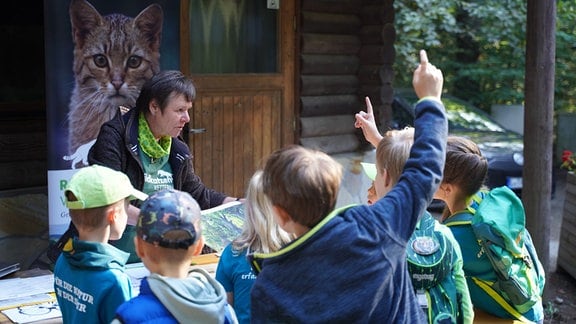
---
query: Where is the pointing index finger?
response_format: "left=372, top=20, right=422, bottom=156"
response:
left=419, top=50, right=429, bottom=65
left=365, top=96, right=373, bottom=115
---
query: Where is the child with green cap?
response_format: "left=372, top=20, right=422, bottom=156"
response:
left=54, top=164, right=147, bottom=324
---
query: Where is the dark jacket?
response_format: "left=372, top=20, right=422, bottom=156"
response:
left=88, top=107, right=226, bottom=209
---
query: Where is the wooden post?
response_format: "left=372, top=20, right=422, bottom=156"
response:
left=523, top=0, right=556, bottom=274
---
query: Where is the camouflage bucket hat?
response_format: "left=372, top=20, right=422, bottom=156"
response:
left=137, top=189, right=201, bottom=249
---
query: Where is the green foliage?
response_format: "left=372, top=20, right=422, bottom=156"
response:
left=394, top=0, right=576, bottom=113
left=555, top=0, right=576, bottom=112
left=544, top=301, right=559, bottom=320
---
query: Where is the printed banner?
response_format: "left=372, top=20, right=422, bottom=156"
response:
left=44, top=0, right=180, bottom=239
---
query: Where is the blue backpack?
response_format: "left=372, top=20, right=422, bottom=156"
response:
left=407, top=212, right=461, bottom=324
left=444, top=186, right=545, bottom=321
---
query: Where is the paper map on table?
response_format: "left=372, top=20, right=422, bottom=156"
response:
left=201, top=201, right=245, bottom=252
left=2, top=301, right=61, bottom=323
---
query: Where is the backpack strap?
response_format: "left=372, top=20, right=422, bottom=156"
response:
left=443, top=211, right=473, bottom=227
left=471, top=277, right=534, bottom=323
left=443, top=190, right=488, bottom=227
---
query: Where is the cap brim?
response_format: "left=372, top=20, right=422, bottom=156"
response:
left=129, top=189, right=148, bottom=202
left=361, top=162, right=377, bottom=181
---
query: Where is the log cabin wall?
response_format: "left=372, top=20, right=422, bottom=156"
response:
left=298, top=0, right=395, bottom=154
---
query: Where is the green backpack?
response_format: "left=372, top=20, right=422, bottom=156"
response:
left=407, top=212, right=460, bottom=324
left=445, top=186, right=545, bottom=321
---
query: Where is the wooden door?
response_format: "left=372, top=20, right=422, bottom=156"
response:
left=181, top=1, right=295, bottom=198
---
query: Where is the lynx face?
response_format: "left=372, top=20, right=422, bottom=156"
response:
left=67, top=0, right=163, bottom=155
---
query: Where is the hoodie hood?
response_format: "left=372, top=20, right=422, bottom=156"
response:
left=62, top=238, right=129, bottom=270
left=148, top=267, right=234, bottom=324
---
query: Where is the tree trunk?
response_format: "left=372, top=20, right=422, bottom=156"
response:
left=523, top=0, right=556, bottom=274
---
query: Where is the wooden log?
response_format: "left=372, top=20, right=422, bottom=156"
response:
left=381, top=23, right=396, bottom=46
left=0, top=132, right=47, bottom=162
left=301, top=95, right=361, bottom=117
left=359, top=2, right=394, bottom=23
left=301, top=75, right=358, bottom=96
left=359, top=44, right=396, bottom=65
left=357, top=64, right=382, bottom=85
left=359, top=85, right=381, bottom=102
left=0, top=160, right=47, bottom=190
left=301, top=34, right=361, bottom=55
left=300, top=134, right=361, bottom=154
left=300, top=115, right=356, bottom=137
left=302, top=12, right=361, bottom=34
left=360, top=25, right=383, bottom=45
left=301, top=54, right=359, bottom=75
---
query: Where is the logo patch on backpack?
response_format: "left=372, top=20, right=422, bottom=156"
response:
left=412, top=236, right=440, bottom=255
left=407, top=213, right=459, bottom=324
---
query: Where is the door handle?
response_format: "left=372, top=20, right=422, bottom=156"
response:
left=189, top=128, right=206, bottom=134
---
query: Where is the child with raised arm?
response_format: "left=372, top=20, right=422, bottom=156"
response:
left=112, top=189, right=238, bottom=323
left=249, top=50, right=447, bottom=323
left=216, top=170, right=294, bottom=324
left=362, top=156, right=473, bottom=323
left=54, top=165, right=148, bottom=324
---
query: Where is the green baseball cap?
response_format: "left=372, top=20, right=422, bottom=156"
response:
left=361, top=162, right=377, bottom=181
left=65, top=165, right=148, bottom=209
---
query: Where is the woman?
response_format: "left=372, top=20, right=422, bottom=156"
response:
left=88, top=70, right=239, bottom=262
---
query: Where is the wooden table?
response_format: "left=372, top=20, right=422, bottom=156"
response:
left=0, top=255, right=221, bottom=324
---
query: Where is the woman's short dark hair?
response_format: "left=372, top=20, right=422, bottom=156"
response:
left=136, top=70, right=196, bottom=113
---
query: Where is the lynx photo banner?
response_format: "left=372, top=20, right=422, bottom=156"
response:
left=44, top=0, right=180, bottom=239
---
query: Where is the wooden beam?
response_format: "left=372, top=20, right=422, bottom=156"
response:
left=301, top=75, right=358, bottom=96
left=300, top=115, right=356, bottom=137
left=301, top=95, right=360, bottom=117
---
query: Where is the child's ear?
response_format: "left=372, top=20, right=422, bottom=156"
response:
left=272, top=205, right=291, bottom=228
left=134, top=236, right=145, bottom=259
left=192, top=235, right=204, bottom=256
left=382, top=168, right=393, bottom=188
left=107, top=207, right=117, bottom=224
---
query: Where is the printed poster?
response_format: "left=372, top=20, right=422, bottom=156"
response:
left=44, top=0, right=180, bottom=238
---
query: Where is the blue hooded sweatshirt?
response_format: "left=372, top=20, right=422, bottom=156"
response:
left=54, top=238, right=132, bottom=324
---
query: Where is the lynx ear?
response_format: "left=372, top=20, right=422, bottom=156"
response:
left=133, top=4, right=164, bottom=53
left=69, top=0, right=103, bottom=49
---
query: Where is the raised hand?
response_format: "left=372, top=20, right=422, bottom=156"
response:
left=354, top=96, right=383, bottom=148
left=412, top=50, right=443, bottom=100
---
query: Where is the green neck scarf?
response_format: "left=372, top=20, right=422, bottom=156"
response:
left=138, top=113, right=172, bottom=159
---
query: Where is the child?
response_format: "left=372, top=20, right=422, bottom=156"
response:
left=54, top=164, right=148, bottom=324
left=362, top=156, right=473, bottom=323
left=113, top=189, right=238, bottom=324
left=439, top=136, right=545, bottom=323
left=216, top=170, right=294, bottom=324
left=249, top=50, right=447, bottom=323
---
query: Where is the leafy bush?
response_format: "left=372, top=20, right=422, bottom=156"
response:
left=393, top=0, right=576, bottom=113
